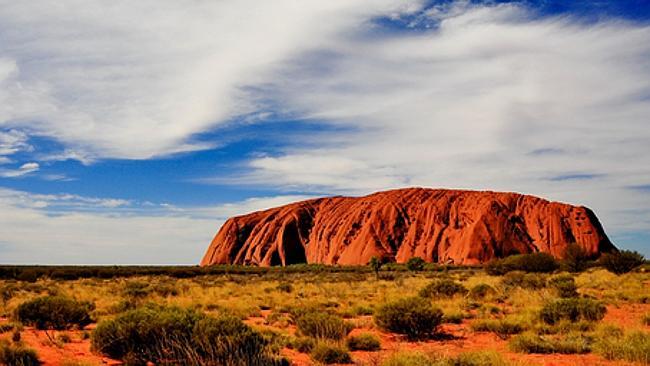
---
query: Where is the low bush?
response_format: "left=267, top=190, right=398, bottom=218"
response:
left=486, top=253, right=559, bottom=275
left=471, top=319, right=524, bottom=338
left=381, top=351, right=432, bottom=366
left=0, top=340, right=40, bottom=366
left=349, top=304, right=374, bottom=316
left=16, top=296, right=93, bottom=330
left=535, top=319, right=595, bottom=335
left=468, top=283, right=495, bottom=300
left=509, top=333, right=591, bottom=354
left=310, top=342, right=352, bottom=364
left=500, top=271, right=546, bottom=289
left=287, top=336, right=315, bottom=353
left=380, top=350, right=509, bottom=366
left=548, top=274, right=579, bottom=298
left=442, top=312, right=465, bottom=324
left=406, top=257, right=426, bottom=271
left=347, top=333, right=381, bottom=351
left=295, top=311, right=353, bottom=340
left=152, top=282, right=179, bottom=297
left=123, top=281, right=151, bottom=298
left=91, top=305, right=282, bottom=365
left=419, top=279, right=468, bottom=298
left=562, top=243, right=591, bottom=272
left=276, top=282, right=293, bottom=293
left=540, top=298, right=606, bottom=324
left=599, top=250, right=645, bottom=274
left=594, top=328, right=650, bottom=363
left=449, top=351, right=510, bottom=366
left=374, top=297, right=443, bottom=340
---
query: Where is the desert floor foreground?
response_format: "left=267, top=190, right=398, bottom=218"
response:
left=1, top=265, right=649, bottom=365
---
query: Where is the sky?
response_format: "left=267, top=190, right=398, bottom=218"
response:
left=0, top=0, right=649, bottom=264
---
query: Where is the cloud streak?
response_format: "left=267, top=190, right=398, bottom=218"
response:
left=0, top=0, right=418, bottom=159
left=0, top=187, right=314, bottom=264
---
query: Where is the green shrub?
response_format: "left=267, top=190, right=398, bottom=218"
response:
left=374, top=297, right=443, bottom=340
left=548, top=275, right=578, bottom=298
left=562, top=243, right=591, bottom=272
left=500, top=271, right=546, bottom=289
left=486, top=253, right=559, bottom=275
left=594, top=329, right=650, bottom=363
left=92, top=306, right=281, bottom=365
left=287, top=336, right=315, bottom=353
left=123, top=281, right=151, bottom=298
left=599, top=250, right=646, bottom=274
left=380, top=351, right=509, bottom=366
left=442, top=312, right=465, bottom=324
left=381, top=351, right=432, bottom=366
left=406, top=257, right=426, bottom=271
left=419, top=279, right=468, bottom=298
left=540, top=298, right=606, bottom=324
left=295, top=311, right=353, bottom=340
left=310, top=342, right=352, bottom=364
left=535, top=319, right=595, bottom=335
left=276, top=282, right=293, bottom=293
left=152, top=282, right=179, bottom=297
left=350, top=305, right=374, bottom=316
left=471, top=319, right=524, bottom=338
left=347, top=333, right=381, bottom=351
left=468, top=284, right=495, bottom=300
left=450, top=351, right=510, bottom=366
left=509, top=333, right=591, bottom=354
left=0, top=340, right=40, bottom=366
left=16, top=296, right=93, bottom=330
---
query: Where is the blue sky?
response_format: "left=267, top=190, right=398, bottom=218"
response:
left=0, top=0, right=649, bottom=264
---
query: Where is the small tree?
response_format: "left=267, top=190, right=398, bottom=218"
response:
left=369, top=257, right=381, bottom=280
left=599, top=250, right=645, bottom=274
left=406, top=257, right=426, bottom=271
left=562, top=243, right=590, bottom=272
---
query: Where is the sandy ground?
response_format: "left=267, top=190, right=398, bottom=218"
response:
left=1, top=303, right=648, bottom=366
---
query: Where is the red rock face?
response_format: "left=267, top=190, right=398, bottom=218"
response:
left=200, top=188, right=615, bottom=266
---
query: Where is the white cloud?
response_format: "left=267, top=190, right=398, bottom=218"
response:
left=0, top=129, right=32, bottom=163
left=228, top=4, right=650, bottom=239
left=0, top=162, right=39, bottom=178
left=0, top=0, right=418, bottom=159
left=0, top=187, right=313, bottom=264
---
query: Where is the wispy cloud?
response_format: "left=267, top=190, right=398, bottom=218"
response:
left=0, top=0, right=419, bottom=160
left=0, top=130, right=32, bottom=163
left=0, top=187, right=314, bottom=264
left=0, top=162, right=39, bottom=178
left=548, top=173, right=605, bottom=182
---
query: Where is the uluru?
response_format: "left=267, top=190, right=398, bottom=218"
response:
left=200, top=188, right=616, bottom=267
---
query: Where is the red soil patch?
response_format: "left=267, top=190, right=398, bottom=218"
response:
left=0, top=319, right=121, bottom=366
left=603, top=303, right=650, bottom=329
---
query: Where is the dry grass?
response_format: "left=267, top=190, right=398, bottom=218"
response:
left=1, top=266, right=649, bottom=365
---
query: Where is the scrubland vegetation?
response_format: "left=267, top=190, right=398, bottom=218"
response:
left=0, top=249, right=648, bottom=365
